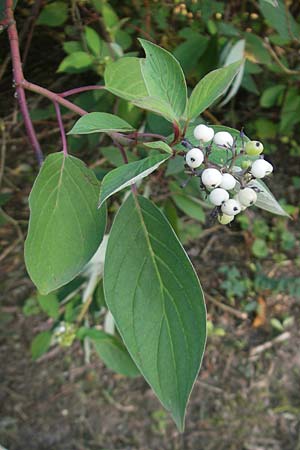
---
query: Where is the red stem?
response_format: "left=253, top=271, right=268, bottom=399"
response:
left=21, top=80, right=87, bottom=116
left=59, top=85, right=105, bottom=98
left=5, top=1, right=43, bottom=165
left=54, top=102, right=68, bottom=156
left=125, top=132, right=167, bottom=141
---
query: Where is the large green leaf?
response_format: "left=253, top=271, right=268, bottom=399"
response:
left=104, top=194, right=207, bottom=430
left=187, top=61, right=242, bottom=120
left=139, top=39, right=187, bottom=122
left=250, top=179, right=290, bottom=217
left=98, top=154, right=169, bottom=207
left=25, top=153, right=106, bottom=294
left=104, top=57, right=148, bottom=101
left=68, top=112, right=134, bottom=135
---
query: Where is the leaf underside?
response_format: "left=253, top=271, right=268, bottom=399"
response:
left=104, top=194, right=207, bottom=430
left=98, top=154, right=169, bottom=207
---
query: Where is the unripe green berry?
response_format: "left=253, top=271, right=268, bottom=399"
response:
left=218, top=213, right=234, bottom=225
left=241, top=160, right=252, bottom=169
left=245, top=140, right=264, bottom=156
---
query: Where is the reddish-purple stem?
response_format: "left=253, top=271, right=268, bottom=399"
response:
left=54, top=102, right=68, bottom=156
left=59, top=85, right=105, bottom=98
left=125, top=132, right=167, bottom=141
left=5, top=1, right=43, bottom=165
left=22, top=80, right=87, bottom=116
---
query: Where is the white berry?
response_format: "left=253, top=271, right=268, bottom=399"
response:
left=193, top=124, right=214, bottom=142
left=238, top=187, right=257, bottom=207
left=251, top=159, right=273, bottom=178
left=209, top=188, right=229, bottom=206
left=218, top=213, right=234, bottom=225
left=213, top=131, right=234, bottom=148
left=220, top=173, right=236, bottom=190
left=201, top=168, right=222, bottom=188
left=233, top=194, right=247, bottom=211
left=185, top=148, right=204, bottom=169
left=221, top=199, right=242, bottom=216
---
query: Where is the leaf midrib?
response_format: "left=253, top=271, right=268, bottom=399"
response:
left=133, top=195, right=181, bottom=415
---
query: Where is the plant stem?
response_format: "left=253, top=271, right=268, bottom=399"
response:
left=5, top=0, right=43, bottom=165
left=59, top=85, right=105, bottom=98
left=54, top=102, right=68, bottom=156
left=21, top=80, right=87, bottom=116
left=125, top=132, right=167, bottom=141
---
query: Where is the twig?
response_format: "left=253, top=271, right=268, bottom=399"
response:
left=0, top=120, right=7, bottom=188
left=4, top=1, right=43, bottom=165
left=249, top=331, right=291, bottom=359
left=205, top=292, right=248, bottom=320
left=59, top=85, right=105, bottom=98
left=54, top=102, right=68, bottom=155
left=264, top=38, right=300, bottom=75
left=21, top=80, right=87, bottom=116
left=76, top=295, right=93, bottom=324
left=203, top=110, right=221, bottom=125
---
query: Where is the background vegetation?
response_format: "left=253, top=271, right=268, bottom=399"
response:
left=0, top=0, right=300, bottom=449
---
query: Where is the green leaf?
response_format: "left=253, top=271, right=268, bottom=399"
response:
left=68, top=112, right=134, bottom=135
left=250, top=179, right=290, bottom=217
left=37, top=293, right=60, bottom=319
left=104, top=194, right=207, bottom=430
left=37, top=2, right=68, bottom=27
left=84, top=26, right=103, bottom=56
left=98, top=154, right=169, bottom=207
left=79, top=328, right=139, bottom=377
left=259, top=0, right=300, bottom=41
left=138, top=39, right=187, bottom=122
left=187, top=60, right=242, bottom=120
left=171, top=194, right=205, bottom=223
left=219, top=40, right=245, bottom=107
left=57, top=52, right=94, bottom=73
left=25, top=153, right=107, bottom=294
left=105, top=40, right=187, bottom=123
left=105, top=57, right=148, bottom=101
left=260, top=85, right=285, bottom=108
left=63, top=41, right=83, bottom=55
left=173, top=35, right=208, bottom=74
left=143, top=141, right=173, bottom=154
left=252, top=238, right=269, bottom=258
left=31, top=331, right=52, bottom=360
left=101, top=146, right=138, bottom=167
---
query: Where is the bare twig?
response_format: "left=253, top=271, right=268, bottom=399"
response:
left=264, top=38, right=300, bottom=75
left=205, top=292, right=248, bottom=320
left=250, top=331, right=291, bottom=359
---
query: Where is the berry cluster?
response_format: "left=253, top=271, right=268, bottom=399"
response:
left=182, top=124, right=274, bottom=225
